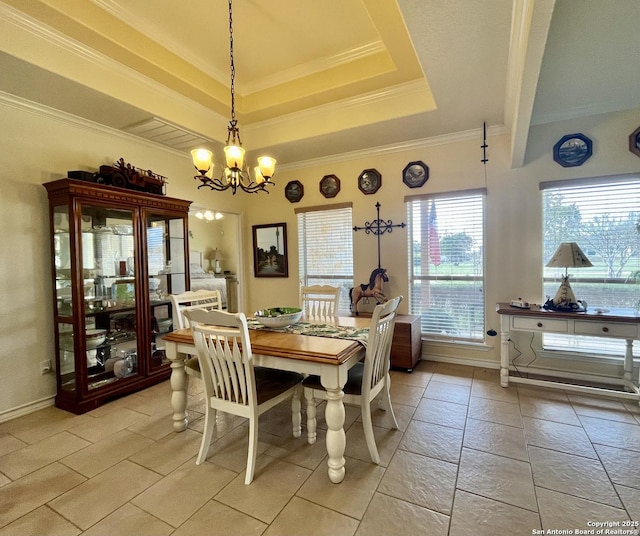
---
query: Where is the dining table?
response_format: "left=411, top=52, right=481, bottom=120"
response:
left=162, top=315, right=370, bottom=483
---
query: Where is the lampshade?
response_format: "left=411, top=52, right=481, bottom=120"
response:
left=544, top=242, right=592, bottom=312
left=545, top=242, right=593, bottom=269
left=224, top=145, right=245, bottom=169
left=191, top=149, right=213, bottom=174
left=214, top=249, right=223, bottom=261
left=205, top=250, right=216, bottom=261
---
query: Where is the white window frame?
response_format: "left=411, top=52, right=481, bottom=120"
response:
left=296, top=203, right=354, bottom=312
left=406, top=189, right=486, bottom=343
left=540, top=175, right=640, bottom=358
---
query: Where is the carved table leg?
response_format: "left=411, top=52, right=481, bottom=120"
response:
left=305, top=388, right=317, bottom=444
left=292, top=387, right=302, bottom=438
left=323, top=387, right=346, bottom=484
left=166, top=342, right=188, bottom=432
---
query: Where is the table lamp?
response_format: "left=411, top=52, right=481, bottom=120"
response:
left=204, top=250, right=215, bottom=273
left=213, top=249, right=223, bottom=274
left=544, top=242, right=592, bottom=311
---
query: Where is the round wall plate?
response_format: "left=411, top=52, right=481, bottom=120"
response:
left=402, top=161, right=429, bottom=188
left=320, top=174, right=340, bottom=198
left=553, top=133, right=593, bottom=167
left=284, top=180, right=304, bottom=203
left=358, top=169, right=381, bottom=194
left=629, top=126, right=640, bottom=158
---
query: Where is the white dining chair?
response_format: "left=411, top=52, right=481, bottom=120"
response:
left=169, top=289, right=223, bottom=375
left=184, top=308, right=303, bottom=484
left=169, top=290, right=223, bottom=330
left=303, top=295, right=402, bottom=464
left=299, top=284, right=341, bottom=320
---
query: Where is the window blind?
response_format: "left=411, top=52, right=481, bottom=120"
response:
left=542, top=177, right=640, bottom=356
left=407, top=192, right=485, bottom=342
left=297, top=205, right=353, bottom=311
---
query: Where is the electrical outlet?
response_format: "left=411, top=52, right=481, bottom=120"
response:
left=40, top=360, right=52, bottom=374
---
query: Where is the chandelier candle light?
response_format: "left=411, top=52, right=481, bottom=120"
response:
left=544, top=242, right=593, bottom=311
left=191, top=0, right=276, bottom=195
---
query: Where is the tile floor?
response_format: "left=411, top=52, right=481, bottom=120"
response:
left=0, top=361, right=639, bottom=535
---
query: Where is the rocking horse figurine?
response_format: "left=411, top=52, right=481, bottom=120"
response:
left=350, top=267, right=388, bottom=315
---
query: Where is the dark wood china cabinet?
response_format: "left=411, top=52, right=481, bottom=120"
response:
left=44, top=179, right=191, bottom=414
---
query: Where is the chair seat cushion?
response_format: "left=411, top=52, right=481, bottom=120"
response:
left=302, top=362, right=364, bottom=395
left=254, top=367, right=304, bottom=404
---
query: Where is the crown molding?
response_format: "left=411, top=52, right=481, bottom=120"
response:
left=245, top=79, right=430, bottom=134
left=242, top=41, right=385, bottom=95
left=0, top=90, right=188, bottom=159
left=279, top=124, right=508, bottom=171
left=1, top=2, right=223, bottom=122
left=91, top=0, right=384, bottom=96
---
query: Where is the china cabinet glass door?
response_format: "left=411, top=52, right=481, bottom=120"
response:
left=146, top=212, right=187, bottom=371
left=56, top=204, right=142, bottom=393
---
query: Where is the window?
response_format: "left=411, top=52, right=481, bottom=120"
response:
left=407, top=191, right=485, bottom=342
left=541, top=176, right=640, bottom=356
left=297, top=204, right=353, bottom=311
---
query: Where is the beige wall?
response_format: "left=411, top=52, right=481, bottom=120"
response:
left=188, top=214, right=236, bottom=272
left=241, top=109, right=640, bottom=367
left=1, top=91, right=639, bottom=418
left=0, top=95, right=244, bottom=419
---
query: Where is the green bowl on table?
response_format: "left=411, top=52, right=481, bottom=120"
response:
left=254, top=307, right=303, bottom=328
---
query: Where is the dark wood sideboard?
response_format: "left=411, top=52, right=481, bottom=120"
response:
left=348, top=312, right=422, bottom=371
left=390, top=314, right=422, bottom=371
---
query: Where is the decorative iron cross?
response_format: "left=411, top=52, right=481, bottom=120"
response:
left=353, top=202, right=406, bottom=269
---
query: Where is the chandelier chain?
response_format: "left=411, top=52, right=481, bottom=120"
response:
left=228, top=0, right=236, bottom=126
left=191, top=0, right=275, bottom=194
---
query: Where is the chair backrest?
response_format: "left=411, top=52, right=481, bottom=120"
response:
left=169, top=289, right=223, bottom=330
left=184, top=308, right=256, bottom=408
left=362, top=296, right=402, bottom=397
left=299, top=285, right=341, bottom=320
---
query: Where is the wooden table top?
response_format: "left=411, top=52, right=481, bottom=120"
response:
left=163, top=316, right=371, bottom=366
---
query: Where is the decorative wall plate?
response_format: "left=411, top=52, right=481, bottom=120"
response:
left=629, top=126, right=640, bottom=158
left=320, top=174, right=340, bottom=198
left=402, top=161, right=429, bottom=188
left=553, top=133, right=593, bottom=167
left=284, top=180, right=304, bottom=203
left=358, top=169, right=381, bottom=194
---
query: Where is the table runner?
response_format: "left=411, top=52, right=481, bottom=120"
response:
left=247, top=319, right=369, bottom=347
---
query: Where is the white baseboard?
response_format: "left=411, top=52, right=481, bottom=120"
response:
left=421, top=350, right=500, bottom=370
left=0, top=396, right=55, bottom=423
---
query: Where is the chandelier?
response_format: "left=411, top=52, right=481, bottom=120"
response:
left=191, top=0, right=276, bottom=195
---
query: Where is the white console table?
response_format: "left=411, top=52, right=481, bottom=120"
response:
left=496, top=303, right=640, bottom=404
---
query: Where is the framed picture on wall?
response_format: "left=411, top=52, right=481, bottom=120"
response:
left=402, top=161, right=429, bottom=188
left=320, top=174, right=340, bottom=198
left=553, top=133, right=593, bottom=167
left=284, top=180, right=304, bottom=203
left=358, top=169, right=382, bottom=194
left=629, top=126, right=640, bottom=158
left=252, top=223, right=288, bottom=277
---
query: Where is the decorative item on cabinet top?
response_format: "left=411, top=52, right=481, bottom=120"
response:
left=402, top=161, right=429, bottom=188
left=553, top=133, right=593, bottom=168
left=358, top=169, right=382, bottom=195
left=68, top=157, right=167, bottom=195
left=629, top=126, right=640, bottom=158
